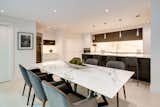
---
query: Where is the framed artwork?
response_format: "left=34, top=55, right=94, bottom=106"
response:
left=18, top=32, right=33, bottom=50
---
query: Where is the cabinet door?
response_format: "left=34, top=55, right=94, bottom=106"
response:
left=139, top=58, right=150, bottom=82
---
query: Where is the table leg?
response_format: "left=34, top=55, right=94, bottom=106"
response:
left=61, top=79, right=73, bottom=92
left=136, top=59, right=139, bottom=86
left=98, top=95, right=109, bottom=107
left=74, top=84, right=77, bottom=93
left=117, top=93, right=119, bottom=107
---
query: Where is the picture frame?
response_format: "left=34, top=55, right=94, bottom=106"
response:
left=17, top=32, right=34, bottom=50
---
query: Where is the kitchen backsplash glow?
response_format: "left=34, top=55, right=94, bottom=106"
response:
left=91, top=40, right=143, bottom=53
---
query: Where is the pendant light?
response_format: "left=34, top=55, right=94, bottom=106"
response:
left=118, top=18, right=122, bottom=38
left=119, top=31, right=122, bottom=38
left=136, top=28, right=139, bottom=36
left=92, top=35, right=95, bottom=40
left=104, top=33, right=107, bottom=39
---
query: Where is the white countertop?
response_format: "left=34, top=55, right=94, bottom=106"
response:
left=83, top=52, right=150, bottom=58
left=28, top=60, right=134, bottom=99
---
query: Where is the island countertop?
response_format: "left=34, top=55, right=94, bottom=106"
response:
left=82, top=52, right=150, bottom=58
left=82, top=52, right=151, bottom=82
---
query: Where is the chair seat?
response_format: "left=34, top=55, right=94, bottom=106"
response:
left=38, top=74, right=54, bottom=82
left=67, top=93, right=85, bottom=103
left=73, top=98, right=98, bottom=107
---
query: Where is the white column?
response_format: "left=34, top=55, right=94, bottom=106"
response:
left=151, top=0, right=160, bottom=93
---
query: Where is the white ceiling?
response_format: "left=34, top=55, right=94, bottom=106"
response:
left=0, top=0, right=151, bottom=34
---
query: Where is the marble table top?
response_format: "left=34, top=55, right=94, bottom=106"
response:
left=28, top=60, right=134, bottom=99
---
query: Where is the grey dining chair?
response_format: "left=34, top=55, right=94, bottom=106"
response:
left=85, top=58, right=98, bottom=65
left=125, top=58, right=139, bottom=85
left=42, top=81, right=98, bottom=107
left=19, top=64, right=32, bottom=106
left=19, top=65, right=54, bottom=106
left=106, top=61, right=127, bottom=99
left=27, top=71, right=72, bottom=107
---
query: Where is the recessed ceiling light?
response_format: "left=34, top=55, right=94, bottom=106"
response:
left=53, top=10, right=57, bottom=13
left=0, top=9, right=5, bottom=13
left=105, top=9, right=109, bottom=13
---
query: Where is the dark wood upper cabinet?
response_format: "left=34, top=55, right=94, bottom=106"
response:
left=43, top=40, right=55, bottom=45
left=93, top=28, right=143, bottom=42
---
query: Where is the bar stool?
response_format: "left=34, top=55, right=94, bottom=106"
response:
left=125, top=58, right=139, bottom=85
left=106, top=61, right=127, bottom=99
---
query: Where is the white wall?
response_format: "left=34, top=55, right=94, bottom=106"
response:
left=41, top=30, right=84, bottom=61
left=43, top=30, right=56, bottom=40
left=64, top=33, right=83, bottom=61
left=143, top=24, right=151, bottom=54
left=36, top=28, right=66, bottom=62
left=41, top=30, right=59, bottom=62
left=55, top=31, right=65, bottom=60
left=83, top=33, right=92, bottom=48
left=151, top=0, right=160, bottom=93
left=0, top=16, right=36, bottom=79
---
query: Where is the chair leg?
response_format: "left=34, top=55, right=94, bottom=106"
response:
left=87, top=89, right=90, bottom=96
left=136, top=60, right=139, bottom=86
left=123, top=85, right=126, bottom=99
left=27, top=86, right=32, bottom=105
left=31, top=94, right=35, bottom=107
left=42, top=101, right=46, bottom=107
left=22, top=83, right=26, bottom=96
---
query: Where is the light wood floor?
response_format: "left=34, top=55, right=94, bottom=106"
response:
left=0, top=79, right=160, bottom=107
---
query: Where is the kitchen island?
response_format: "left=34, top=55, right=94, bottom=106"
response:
left=82, top=53, right=150, bottom=82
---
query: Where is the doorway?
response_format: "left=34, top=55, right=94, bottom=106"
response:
left=36, top=33, right=42, bottom=63
left=0, top=24, right=13, bottom=82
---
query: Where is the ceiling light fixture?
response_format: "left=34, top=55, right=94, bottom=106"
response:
left=0, top=9, right=5, bottom=13
left=104, top=33, right=107, bottom=39
left=105, top=9, right=109, bottom=13
left=119, top=31, right=122, bottom=38
left=136, top=28, right=139, bottom=36
left=92, top=35, right=95, bottom=40
left=53, top=9, right=57, bottom=13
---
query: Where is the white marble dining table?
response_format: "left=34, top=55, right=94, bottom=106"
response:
left=27, top=60, right=134, bottom=99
